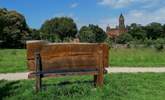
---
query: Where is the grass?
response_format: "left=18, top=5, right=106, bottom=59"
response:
left=0, top=49, right=27, bottom=73
left=0, top=73, right=165, bottom=100
left=110, top=48, right=165, bottom=67
left=0, top=48, right=165, bottom=73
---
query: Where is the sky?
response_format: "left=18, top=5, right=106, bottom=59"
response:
left=0, top=0, right=165, bottom=30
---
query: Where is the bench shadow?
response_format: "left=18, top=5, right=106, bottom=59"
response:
left=0, top=80, right=21, bottom=100
left=42, top=80, right=94, bottom=88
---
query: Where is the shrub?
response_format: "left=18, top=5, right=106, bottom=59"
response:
left=105, top=37, right=113, bottom=48
left=116, top=33, right=133, bottom=44
left=154, top=38, right=164, bottom=51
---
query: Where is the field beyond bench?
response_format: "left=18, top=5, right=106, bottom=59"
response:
left=26, top=40, right=109, bottom=92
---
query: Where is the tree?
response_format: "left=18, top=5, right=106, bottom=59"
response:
left=79, top=24, right=107, bottom=43
left=128, top=23, right=146, bottom=40
left=163, top=24, right=165, bottom=37
left=116, top=33, right=133, bottom=44
left=29, top=29, right=41, bottom=40
left=40, top=17, right=77, bottom=40
left=0, top=8, right=30, bottom=48
left=145, top=22, right=163, bottom=39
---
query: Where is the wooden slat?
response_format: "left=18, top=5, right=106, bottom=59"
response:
left=26, top=41, right=109, bottom=73
left=28, top=70, right=98, bottom=78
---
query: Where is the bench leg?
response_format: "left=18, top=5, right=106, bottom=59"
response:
left=94, top=50, right=104, bottom=87
left=36, top=75, right=42, bottom=92
left=35, top=52, right=42, bottom=92
left=94, top=71, right=103, bottom=87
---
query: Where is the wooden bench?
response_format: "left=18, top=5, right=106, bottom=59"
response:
left=26, top=40, right=109, bottom=92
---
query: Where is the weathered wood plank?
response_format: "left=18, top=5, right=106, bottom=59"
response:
left=26, top=41, right=109, bottom=72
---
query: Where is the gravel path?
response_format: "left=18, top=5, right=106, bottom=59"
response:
left=1, top=67, right=165, bottom=80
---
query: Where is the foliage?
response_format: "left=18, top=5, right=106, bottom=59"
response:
left=29, top=29, right=41, bottom=40
left=79, top=24, right=107, bottom=43
left=116, top=33, right=133, bottom=44
left=154, top=38, right=164, bottom=51
left=40, top=17, right=78, bottom=40
left=0, top=8, right=30, bottom=48
left=145, top=22, right=164, bottom=39
left=128, top=23, right=147, bottom=40
left=105, top=37, right=113, bottom=48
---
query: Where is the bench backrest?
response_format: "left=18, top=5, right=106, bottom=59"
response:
left=26, top=40, right=109, bottom=72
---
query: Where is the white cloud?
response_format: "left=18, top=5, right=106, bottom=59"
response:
left=70, top=3, right=79, bottom=8
left=98, top=0, right=161, bottom=8
left=126, top=7, right=165, bottom=25
left=98, top=7, right=165, bottom=30
left=98, top=0, right=131, bottom=8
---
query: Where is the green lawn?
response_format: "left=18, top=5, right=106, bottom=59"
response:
left=0, top=49, right=27, bottom=73
left=110, top=48, right=165, bottom=67
left=1, top=73, right=165, bottom=100
left=0, top=48, right=165, bottom=73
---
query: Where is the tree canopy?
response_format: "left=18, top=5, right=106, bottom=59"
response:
left=40, top=17, right=78, bottom=41
left=0, top=8, right=30, bottom=48
left=79, top=24, right=107, bottom=43
left=145, top=22, right=164, bottom=39
left=128, top=23, right=146, bottom=40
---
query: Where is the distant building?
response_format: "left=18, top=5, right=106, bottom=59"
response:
left=106, top=13, right=127, bottom=38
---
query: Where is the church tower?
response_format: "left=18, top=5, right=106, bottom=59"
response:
left=119, top=13, right=125, bottom=30
left=106, top=24, right=111, bottom=33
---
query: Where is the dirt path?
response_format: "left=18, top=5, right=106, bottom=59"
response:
left=1, top=67, right=165, bottom=80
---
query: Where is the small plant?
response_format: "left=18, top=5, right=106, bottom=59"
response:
left=155, top=44, right=164, bottom=51
left=154, top=38, right=164, bottom=51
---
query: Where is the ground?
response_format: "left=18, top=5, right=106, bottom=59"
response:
left=1, top=73, right=165, bottom=100
left=0, top=48, right=165, bottom=73
left=1, top=48, right=165, bottom=100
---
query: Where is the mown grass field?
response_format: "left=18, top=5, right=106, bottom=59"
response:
left=0, top=48, right=165, bottom=73
left=110, top=48, right=165, bottom=67
left=0, top=73, right=165, bottom=100
left=0, top=49, right=27, bottom=73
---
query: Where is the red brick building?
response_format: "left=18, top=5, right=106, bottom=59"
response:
left=106, top=14, right=127, bottom=38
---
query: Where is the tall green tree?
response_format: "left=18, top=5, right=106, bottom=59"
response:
left=163, top=24, right=165, bottom=37
left=40, top=17, right=78, bottom=41
left=116, top=33, right=133, bottom=44
left=128, top=23, right=146, bottom=40
left=0, top=8, right=30, bottom=48
left=145, top=22, right=163, bottom=39
left=79, top=24, right=107, bottom=43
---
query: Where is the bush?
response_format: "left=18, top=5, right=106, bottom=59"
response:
left=154, top=38, right=165, bottom=51
left=144, top=38, right=154, bottom=47
left=105, top=37, right=113, bottom=48
left=155, top=44, right=164, bottom=51
left=116, top=33, right=133, bottom=44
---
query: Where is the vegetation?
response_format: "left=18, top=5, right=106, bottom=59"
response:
left=0, top=49, right=27, bottom=73
left=110, top=48, right=165, bottom=67
left=79, top=24, right=107, bottom=43
left=116, top=33, right=133, bottom=44
left=1, top=73, right=165, bottom=100
left=0, top=8, right=30, bottom=48
left=40, top=17, right=78, bottom=41
left=1, top=8, right=165, bottom=48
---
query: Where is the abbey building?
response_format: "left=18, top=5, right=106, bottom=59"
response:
left=106, top=14, right=127, bottom=38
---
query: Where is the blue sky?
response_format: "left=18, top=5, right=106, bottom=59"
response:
left=0, top=0, right=165, bottom=30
